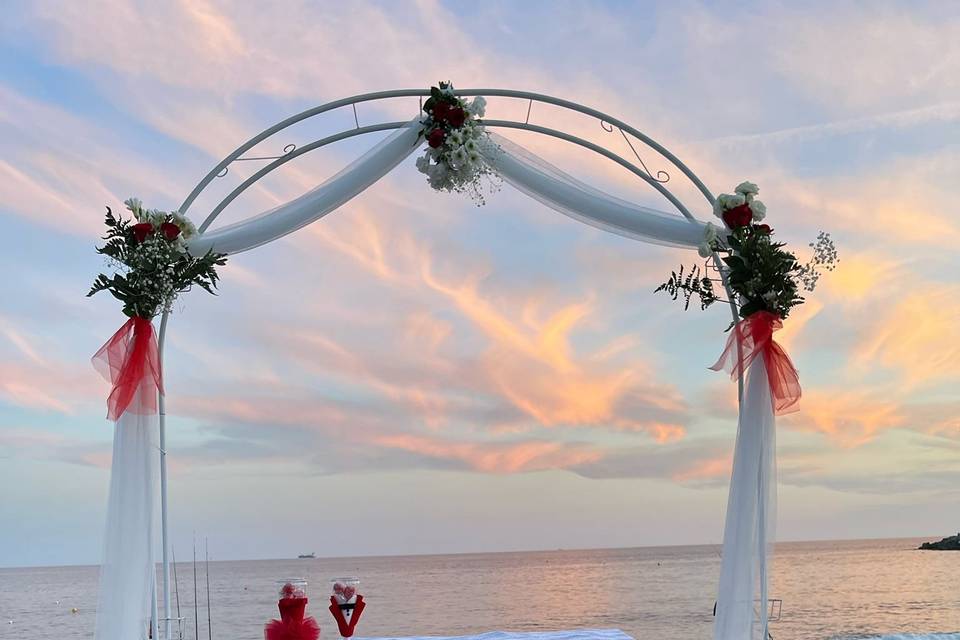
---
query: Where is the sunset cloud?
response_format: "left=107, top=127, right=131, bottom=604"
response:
left=2, top=0, right=959, bottom=564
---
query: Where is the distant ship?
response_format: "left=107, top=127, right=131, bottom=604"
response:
left=298, top=552, right=316, bottom=559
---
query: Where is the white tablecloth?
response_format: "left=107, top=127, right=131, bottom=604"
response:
left=361, top=630, right=635, bottom=640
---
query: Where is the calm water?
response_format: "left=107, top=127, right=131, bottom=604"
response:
left=1, top=539, right=958, bottom=640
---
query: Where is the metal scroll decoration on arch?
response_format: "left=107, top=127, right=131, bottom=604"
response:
left=215, top=143, right=298, bottom=178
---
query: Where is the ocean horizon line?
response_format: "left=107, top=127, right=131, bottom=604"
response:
left=2, top=534, right=935, bottom=571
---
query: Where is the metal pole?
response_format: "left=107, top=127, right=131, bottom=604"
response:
left=158, top=310, right=172, bottom=640
left=151, top=573, right=159, bottom=640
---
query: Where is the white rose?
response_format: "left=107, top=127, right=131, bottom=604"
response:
left=698, top=243, right=713, bottom=258
left=415, top=154, right=432, bottom=174
left=713, top=200, right=725, bottom=218
left=735, top=181, right=759, bottom=197
left=750, top=199, right=767, bottom=221
left=181, top=220, right=198, bottom=240
left=467, top=96, right=486, bottom=118
left=704, top=221, right=719, bottom=245
left=717, top=193, right=746, bottom=211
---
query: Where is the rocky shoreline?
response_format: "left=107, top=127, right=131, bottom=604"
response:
left=918, top=533, right=960, bottom=550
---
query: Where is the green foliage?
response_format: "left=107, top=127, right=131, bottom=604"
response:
left=654, top=263, right=718, bottom=311
left=723, top=225, right=804, bottom=319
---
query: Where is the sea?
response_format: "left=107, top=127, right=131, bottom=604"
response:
left=1, top=538, right=958, bottom=640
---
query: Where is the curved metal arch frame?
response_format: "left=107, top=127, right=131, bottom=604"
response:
left=197, top=118, right=702, bottom=234
left=178, top=89, right=718, bottom=223
left=153, top=89, right=749, bottom=640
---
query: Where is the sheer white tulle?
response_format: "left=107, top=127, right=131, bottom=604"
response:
left=94, top=400, right=159, bottom=640
left=188, top=120, right=423, bottom=255
left=482, top=133, right=706, bottom=247
left=187, top=124, right=708, bottom=255
left=713, top=357, right=777, bottom=640
left=173, top=122, right=766, bottom=640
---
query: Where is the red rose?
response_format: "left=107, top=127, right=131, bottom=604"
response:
left=755, top=223, right=772, bottom=235
left=427, top=128, right=446, bottom=148
left=722, top=203, right=753, bottom=229
left=132, top=222, right=154, bottom=243
left=432, top=101, right=451, bottom=123
left=446, top=106, right=466, bottom=128
left=160, top=221, right=181, bottom=241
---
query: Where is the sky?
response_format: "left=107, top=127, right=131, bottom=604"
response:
left=1, top=0, right=959, bottom=568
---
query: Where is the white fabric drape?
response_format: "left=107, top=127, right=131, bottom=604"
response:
left=187, top=125, right=708, bottom=256
left=94, top=401, right=159, bottom=640
left=713, top=357, right=777, bottom=640
left=482, top=133, right=706, bottom=248
left=188, top=121, right=423, bottom=255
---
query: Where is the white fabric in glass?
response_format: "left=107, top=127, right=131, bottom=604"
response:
left=94, top=400, right=159, bottom=640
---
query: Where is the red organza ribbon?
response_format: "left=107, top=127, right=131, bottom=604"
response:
left=710, top=311, right=801, bottom=415
left=329, top=595, right=365, bottom=638
left=92, top=316, right=163, bottom=421
left=265, top=597, right=320, bottom=640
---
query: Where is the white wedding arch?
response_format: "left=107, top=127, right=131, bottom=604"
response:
left=95, top=88, right=781, bottom=640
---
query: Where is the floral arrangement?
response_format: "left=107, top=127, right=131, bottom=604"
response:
left=656, top=181, right=837, bottom=321
left=416, top=81, right=500, bottom=205
left=88, top=198, right=226, bottom=319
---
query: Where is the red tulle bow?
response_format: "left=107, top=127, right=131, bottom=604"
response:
left=92, top=316, right=163, bottom=421
left=265, top=598, right=320, bottom=640
left=710, top=311, right=801, bottom=415
left=329, top=595, right=365, bottom=638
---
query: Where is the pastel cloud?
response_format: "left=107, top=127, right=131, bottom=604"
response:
left=2, top=0, right=960, bottom=565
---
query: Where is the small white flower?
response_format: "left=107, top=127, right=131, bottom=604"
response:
left=415, top=154, right=432, bottom=174
left=124, top=197, right=143, bottom=219
left=466, top=149, right=482, bottom=165
left=451, top=146, right=469, bottom=168
left=427, top=161, right=449, bottom=182
left=440, top=82, right=455, bottom=96
left=464, top=138, right=478, bottom=152
left=448, top=130, right=465, bottom=146
left=735, top=181, right=759, bottom=197
left=750, top=199, right=767, bottom=221
left=698, top=243, right=713, bottom=258
left=466, top=96, right=486, bottom=118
